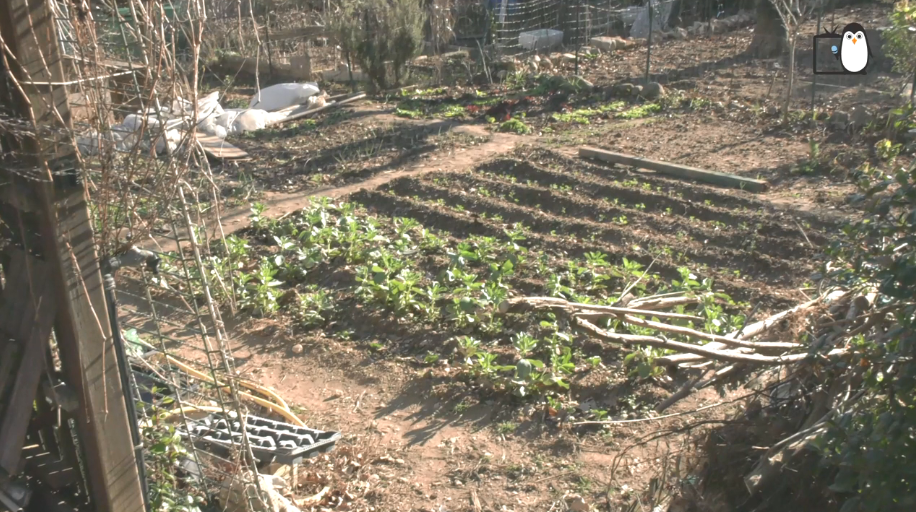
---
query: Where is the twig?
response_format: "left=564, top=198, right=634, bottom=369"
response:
left=353, top=390, right=366, bottom=412
left=655, top=370, right=712, bottom=413
left=573, top=401, right=729, bottom=425
left=621, top=314, right=801, bottom=350
left=794, top=220, right=814, bottom=248
left=575, top=318, right=846, bottom=365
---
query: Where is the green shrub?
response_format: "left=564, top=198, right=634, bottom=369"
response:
left=818, top=158, right=916, bottom=511
left=883, top=2, right=916, bottom=80
left=328, top=0, right=428, bottom=91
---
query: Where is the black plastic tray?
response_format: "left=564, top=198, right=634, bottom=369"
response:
left=179, top=412, right=340, bottom=465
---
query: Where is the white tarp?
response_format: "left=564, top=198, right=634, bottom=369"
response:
left=249, top=83, right=320, bottom=112
left=630, top=0, right=674, bottom=39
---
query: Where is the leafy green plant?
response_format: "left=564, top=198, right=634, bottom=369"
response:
left=618, top=103, right=661, bottom=119
left=498, top=117, right=531, bottom=134
left=296, top=287, right=333, bottom=329
left=142, top=406, right=206, bottom=512
left=875, top=138, right=903, bottom=162
left=238, top=259, right=283, bottom=316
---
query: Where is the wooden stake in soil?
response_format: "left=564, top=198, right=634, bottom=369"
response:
left=578, top=146, right=770, bottom=192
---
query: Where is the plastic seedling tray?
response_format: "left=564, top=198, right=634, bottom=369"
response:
left=180, top=412, right=340, bottom=465
left=518, top=29, right=563, bottom=51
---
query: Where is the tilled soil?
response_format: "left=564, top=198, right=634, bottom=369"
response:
left=353, top=150, right=834, bottom=310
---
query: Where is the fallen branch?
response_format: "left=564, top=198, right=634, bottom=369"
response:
left=621, top=314, right=802, bottom=350
left=655, top=369, right=713, bottom=413
left=628, top=294, right=706, bottom=310
left=497, top=296, right=702, bottom=321
left=572, top=400, right=729, bottom=425
left=575, top=318, right=847, bottom=365
left=731, top=299, right=819, bottom=340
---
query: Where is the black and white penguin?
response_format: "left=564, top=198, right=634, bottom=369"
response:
left=836, top=22, right=872, bottom=74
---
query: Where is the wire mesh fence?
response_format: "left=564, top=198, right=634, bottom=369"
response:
left=0, top=0, right=286, bottom=510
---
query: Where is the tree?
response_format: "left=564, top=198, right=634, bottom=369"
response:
left=748, top=0, right=788, bottom=58
left=327, top=0, right=428, bottom=91
left=883, top=1, right=916, bottom=104
left=767, top=0, right=818, bottom=115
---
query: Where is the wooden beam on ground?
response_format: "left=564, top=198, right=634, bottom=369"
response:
left=578, top=146, right=769, bottom=192
left=196, top=133, right=250, bottom=160
left=0, top=0, right=145, bottom=510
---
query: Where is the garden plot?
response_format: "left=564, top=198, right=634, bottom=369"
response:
left=135, top=145, right=843, bottom=510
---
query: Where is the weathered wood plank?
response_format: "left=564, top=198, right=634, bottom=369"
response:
left=578, top=146, right=770, bottom=192
left=196, top=133, right=251, bottom=160
left=0, top=0, right=146, bottom=510
left=0, top=250, right=56, bottom=475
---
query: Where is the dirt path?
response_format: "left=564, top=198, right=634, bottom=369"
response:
left=147, top=124, right=522, bottom=252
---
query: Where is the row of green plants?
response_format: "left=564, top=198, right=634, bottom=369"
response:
left=155, top=198, right=746, bottom=401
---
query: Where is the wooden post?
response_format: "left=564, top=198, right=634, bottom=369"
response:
left=0, top=0, right=146, bottom=511
left=579, top=146, right=770, bottom=192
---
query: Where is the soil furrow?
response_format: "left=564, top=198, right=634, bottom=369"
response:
left=380, top=176, right=806, bottom=284
left=477, top=158, right=834, bottom=242
left=422, top=171, right=818, bottom=262
left=352, top=189, right=802, bottom=309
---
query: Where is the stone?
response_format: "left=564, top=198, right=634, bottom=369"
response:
left=567, top=496, right=589, bottom=512
left=673, top=27, right=688, bottom=40
left=590, top=36, right=624, bottom=52
left=494, top=56, right=518, bottom=71
left=765, top=105, right=779, bottom=116
left=615, top=83, right=634, bottom=95
left=849, top=106, right=873, bottom=128
left=540, top=57, right=553, bottom=70
left=291, top=344, right=303, bottom=354
left=562, top=53, right=577, bottom=62
left=830, top=110, right=849, bottom=128
left=631, top=85, right=644, bottom=96
left=710, top=19, right=726, bottom=34
left=570, top=75, right=594, bottom=90
left=642, top=81, right=665, bottom=99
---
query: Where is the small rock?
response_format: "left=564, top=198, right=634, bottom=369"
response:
left=631, top=84, right=644, bottom=97
left=590, top=36, right=623, bottom=52
left=398, top=477, right=409, bottom=484
left=830, top=110, right=850, bottom=128
left=314, top=37, right=328, bottom=47
left=562, top=53, right=577, bottom=62
left=541, top=57, right=553, bottom=70
left=291, top=344, right=303, bottom=354
left=642, top=81, right=665, bottom=99
left=765, top=105, right=779, bottom=116
left=615, top=83, right=634, bottom=95
left=570, top=75, right=594, bottom=90
left=567, top=495, right=589, bottom=512
left=673, top=27, right=688, bottom=40
left=849, top=105, right=873, bottom=128
left=368, top=474, right=380, bottom=484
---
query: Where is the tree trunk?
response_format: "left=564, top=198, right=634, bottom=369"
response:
left=784, top=34, right=796, bottom=114
left=747, top=0, right=787, bottom=58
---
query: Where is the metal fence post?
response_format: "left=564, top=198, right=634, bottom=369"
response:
left=575, top=0, right=581, bottom=75
left=812, top=2, right=822, bottom=110
left=645, top=1, right=653, bottom=84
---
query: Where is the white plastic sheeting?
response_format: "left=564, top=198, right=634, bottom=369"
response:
left=248, top=82, right=320, bottom=112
